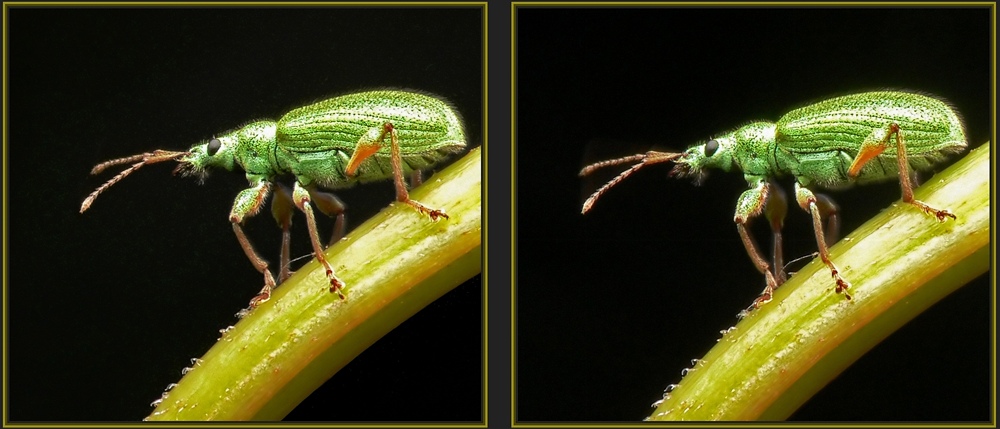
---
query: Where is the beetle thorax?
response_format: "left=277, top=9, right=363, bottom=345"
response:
left=729, top=121, right=778, bottom=176
left=232, top=120, right=280, bottom=176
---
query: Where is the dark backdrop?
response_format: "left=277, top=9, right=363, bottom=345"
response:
left=7, top=6, right=483, bottom=422
left=516, top=6, right=991, bottom=422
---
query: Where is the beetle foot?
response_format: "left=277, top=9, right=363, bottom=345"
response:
left=911, top=200, right=956, bottom=221
left=330, top=285, right=346, bottom=300
left=932, top=208, right=957, bottom=221
left=426, top=209, right=449, bottom=221
left=326, top=270, right=347, bottom=300
left=406, top=200, right=450, bottom=221
left=833, top=276, right=853, bottom=300
left=249, top=284, right=273, bottom=308
left=751, top=281, right=776, bottom=309
left=752, top=292, right=773, bottom=309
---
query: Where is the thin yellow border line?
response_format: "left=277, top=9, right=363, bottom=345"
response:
left=510, top=2, right=517, bottom=428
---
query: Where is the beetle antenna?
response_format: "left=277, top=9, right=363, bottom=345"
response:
left=580, top=151, right=683, bottom=214
left=90, top=153, right=148, bottom=175
left=578, top=153, right=647, bottom=177
left=81, top=150, right=190, bottom=213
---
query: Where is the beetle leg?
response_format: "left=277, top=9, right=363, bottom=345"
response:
left=795, top=183, right=852, bottom=300
left=764, top=179, right=788, bottom=285
left=270, top=183, right=295, bottom=284
left=848, top=123, right=955, bottom=221
left=769, top=188, right=839, bottom=283
left=306, top=188, right=347, bottom=247
left=269, top=184, right=347, bottom=284
left=814, top=193, right=840, bottom=245
left=734, top=179, right=781, bottom=308
left=292, top=182, right=347, bottom=300
left=410, top=169, right=424, bottom=188
left=847, top=125, right=891, bottom=177
left=230, top=180, right=279, bottom=308
left=345, top=122, right=449, bottom=221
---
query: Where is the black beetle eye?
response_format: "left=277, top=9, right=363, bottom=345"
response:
left=704, top=139, right=719, bottom=157
left=206, top=138, right=221, bottom=156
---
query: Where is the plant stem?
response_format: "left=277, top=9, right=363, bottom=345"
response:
left=147, top=147, right=482, bottom=421
left=648, top=143, right=990, bottom=421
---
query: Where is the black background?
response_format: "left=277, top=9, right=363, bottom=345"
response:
left=516, top=6, right=991, bottom=422
left=7, top=6, right=482, bottom=422
left=4, top=3, right=995, bottom=426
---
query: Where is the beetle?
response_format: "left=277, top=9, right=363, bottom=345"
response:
left=81, top=89, right=467, bottom=308
left=580, top=90, right=967, bottom=308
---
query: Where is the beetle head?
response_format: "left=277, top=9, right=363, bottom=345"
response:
left=578, top=134, right=742, bottom=214
left=670, top=135, right=736, bottom=185
left=174, top=133, right=237, bottom=182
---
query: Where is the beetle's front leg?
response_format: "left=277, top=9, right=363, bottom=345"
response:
left=734, top=179, right=781, bottom=308
left=230, top=180, right=279, bottom=308
left=292, top=182, right=347, bottom=300
left=795, top=183, right=852, bottom=300
left=345, top=122, right=449, bottom=220
left=848, top=123, right=955, bottom=221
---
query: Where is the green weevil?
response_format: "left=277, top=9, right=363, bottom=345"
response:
left=580, top=90, right=967, bottom=308
left=81, top=89, right=467, bottom=308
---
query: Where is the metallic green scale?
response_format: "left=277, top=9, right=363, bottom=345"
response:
left=581, top=90, right=967, bottom=309
left=276, top=90, right=465, bottom=189
left=685, top=91, right=965, bottom=190
left=774, top=91, right=965, bottom=188
left=188, top=90, right=466, bottom=189
left=81, top=89, right=468, bottom=309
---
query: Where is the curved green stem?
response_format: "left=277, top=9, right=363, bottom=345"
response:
left=649, top=143, right=990, bottom=421
left=147, top=147, right=482, bottom=421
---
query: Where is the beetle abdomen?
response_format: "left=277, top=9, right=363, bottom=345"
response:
left=775, top=91, right=966, bottom=187
left=276, top=90, right=467, bottom=188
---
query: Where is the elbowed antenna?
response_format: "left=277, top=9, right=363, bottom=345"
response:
left=80, top=150, right=190, bottom=213
left=579, top=150, right=684, bottom=214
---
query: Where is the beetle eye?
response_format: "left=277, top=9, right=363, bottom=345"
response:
left=207, top=138, right=221, bottom=156
left=704, top=139, right=719, bottom=157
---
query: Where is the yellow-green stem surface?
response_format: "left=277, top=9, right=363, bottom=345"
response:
left=649, top=143, right=990, bottom=421
left=147, top=147, right=482, bottom=421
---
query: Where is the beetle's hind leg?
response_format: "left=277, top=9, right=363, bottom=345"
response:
left=345, top=122, right=449, bottom=221
left=847, top=122, right=955, bottom=221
